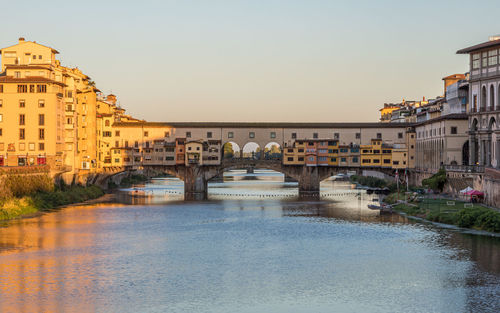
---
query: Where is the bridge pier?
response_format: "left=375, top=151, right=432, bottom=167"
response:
left=247, top=167, right=254, bottom=174
left=298, top=166, right=320, bottom=200
left=183, top=166, right=209, bottom=200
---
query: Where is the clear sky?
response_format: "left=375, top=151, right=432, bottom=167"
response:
left=1, top=0, right=499, bottom=122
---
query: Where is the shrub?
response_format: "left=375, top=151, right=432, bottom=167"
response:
left=422, top=168, right=447, bottom=192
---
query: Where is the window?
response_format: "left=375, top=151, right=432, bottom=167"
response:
left=144, top=131, right=149, bottom=137
left=207, top=132, right=212, bottom=138
left=134, top=141, right=139, bottom=148
left=103, top=131, right=112, bottom=137
left=0, top=114, right=2, bottom=122
left=115, top=141, right=119, bottom=147
left=105, top=120, right=110, bottom=127
left=39, top=128, right=45, bottom=140
left=0, top=128, right=2, bottom=136
left=249, top=132, right=255, bottom=138
left=36, top=85, right=47, bottom=93
left=19, top=114, right=25, bottom=125
left=125, top=141, right=129, bottom=148
left=287, top=157, right=294, bottom=161
left=186, top=131, right=191, bottom=138
left=19, top=100, right=25, bottom=108
left=313, top=133, right=318, bottom=139
left=384, top=159, right=391, bottom=164
left=352, top=157, right=359, bottom=163
left=19, top=128, right=25, bottom=140
left=341, top=157, right=347, bottom=162
left=0, top=100, right=2, bottom=107
left=373, top=159, right=380, bottom=163
left=334, top=133, right=339, bottom=139
left=298, top=157, right=304, bottom=161
left=38, top=55, right=42, bottom=59
left=482, top=52, right=488, bottom=68
left=228, top=132, right=234, bottom=138
left=165, top=131, right=170, bottom=137
left=0, top=85, right=3, bottom=93
left=488, top=49, right=498, bottom=66
left=14, top=71, right=21, bottom=78
left=451, top=127, right=457, bottom=134
left=37, top=142, right=44, bottom=151
left=38, top=99, right=45, bottom=107
left=356, top=132, right=361, bottom=139
left=29, top=143, right=35, bottom=151
left=472, top=53, right=480, bottom=69
left=291, top=132, right=297, bottom=139
left=270, top=132, right=276, bottom=139
left=393, top=161, right=400, bottom=165
left=398, top=132, right=403, bottom=139
left=376, top=133, right=382, bottom=139
left=39, top=114, right=44, bottom=126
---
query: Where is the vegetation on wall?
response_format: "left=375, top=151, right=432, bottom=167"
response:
left=421, top=168, right=447, bottom=192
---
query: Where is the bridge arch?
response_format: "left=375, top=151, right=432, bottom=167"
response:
left=263, top=142, right=282, bottom=160
left=242, top=142, right=261, bottom=160
left=222, top=141, right=241, bottom=159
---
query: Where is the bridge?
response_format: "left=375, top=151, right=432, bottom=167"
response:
left=101, top=159, right=397, bottom=200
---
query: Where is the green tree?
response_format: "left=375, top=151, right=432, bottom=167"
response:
left=224, top=143, right=234, bottom=158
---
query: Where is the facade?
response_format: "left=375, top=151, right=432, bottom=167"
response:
left=457, top=36, right=500, bottom=168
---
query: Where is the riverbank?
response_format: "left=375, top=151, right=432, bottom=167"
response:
left=384, top=192, right=500, bottom=233
left=0, top=185, right=105, bottom=221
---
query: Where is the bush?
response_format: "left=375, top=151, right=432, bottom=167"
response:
left=422, top=168, right=447, bottom=192
left=350, top=175, right=389, bottom=188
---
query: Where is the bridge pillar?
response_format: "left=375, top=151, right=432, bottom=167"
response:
left=247, top=167, right=254, bottom=174
left=183, top=166, right=208, bottom=200
left=298, top=166, right=320, bottom=200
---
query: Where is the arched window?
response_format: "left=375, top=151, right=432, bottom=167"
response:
left=481, top=86, right=487, bottom=111
left=490, top=85, right=495, bottom=111
left=497, top=84, right=500, bottom=110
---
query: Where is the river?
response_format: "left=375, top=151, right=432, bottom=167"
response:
left=1, top=170, right=499, bottom=313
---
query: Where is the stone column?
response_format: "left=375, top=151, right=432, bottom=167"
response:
left=486, top=137, right=492, bottom=167
left=469, top=135, right=476, bottom=165
left=298, top=166, right=320, bottom=200
left=496, top=138, right=500, bottom=169
left=478, top=139, right=484, bottom=166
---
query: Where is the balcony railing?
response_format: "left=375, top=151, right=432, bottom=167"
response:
left=444, top=164, right=484, bottom=173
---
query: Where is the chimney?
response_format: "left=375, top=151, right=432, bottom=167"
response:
left=19, top=37, right=25, bottom=43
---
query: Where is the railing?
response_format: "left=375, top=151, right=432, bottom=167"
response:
left=444, top=165, right=485, bottom=173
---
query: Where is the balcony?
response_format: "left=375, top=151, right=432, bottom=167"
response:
left=444, top=164, right=484, bottom=173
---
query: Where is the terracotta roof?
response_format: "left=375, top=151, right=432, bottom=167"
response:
left=0, top=40, right=59, bottom=54
left=0, top=76, right=66, bottom=87
left=456, top=38, right=500, bottom=54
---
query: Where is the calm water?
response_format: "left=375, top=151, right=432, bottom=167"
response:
left=1, top=170, right=500, bottom=313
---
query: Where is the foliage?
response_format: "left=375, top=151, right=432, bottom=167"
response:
left=0, top=174, right=54, bottom=200
left=0, top=183, right=104, bottom=221
left=388, top=194, right=500, bottom=233
left=223, top=142, right=234, bottom=158
left=119, top=174, right=148, bottom=187
left=456, top=207, right=500, bottom=232
left=421, top=168, right=447, bottom=192
left=350, top=175, right=389, bottom=189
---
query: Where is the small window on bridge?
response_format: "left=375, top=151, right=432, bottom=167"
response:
left=356, top=133, right=361, bottom=139
left=249, top=132, right=255, bottom=138
left=186, top=132, right=191, bottom=138
left=291, top=133, right=297, bottom=139
left=270, top=132, right=276, bottom=139
left=313, top=133, right=318, bottom=139
left=207, top=132, right=212, bottom=138
left=228, top=132, right=234, bottom=138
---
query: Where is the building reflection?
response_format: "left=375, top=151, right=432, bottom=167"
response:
left=0, top=203, right=123, bottom=313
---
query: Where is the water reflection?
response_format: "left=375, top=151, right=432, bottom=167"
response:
left=0, top=170, right=499, bottom=312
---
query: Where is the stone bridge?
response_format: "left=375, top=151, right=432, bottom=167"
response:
left=102, top=159, right=398, bottom=200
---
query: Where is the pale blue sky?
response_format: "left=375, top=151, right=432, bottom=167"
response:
left=1, top=0, right=498, bottom=122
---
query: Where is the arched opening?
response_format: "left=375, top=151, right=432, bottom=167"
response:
left=490, top=85, right=495, bottom=111
left=489, top=117, right=498, bottom=168
left=481, top=86, right=487, bottom=111
left=462, top=140, right=469, bottom=166
left=471, top=118, right=479, bottom=131
left=242, top=142, right=261, bottom=160
left=263, top=142, right=282, bottom=160
left=222, top=141, right=241, bottom=159
left=498, top=84, right=500, bottom=110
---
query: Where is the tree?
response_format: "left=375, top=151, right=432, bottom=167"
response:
left=224, top=143, right=234, bottom=159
